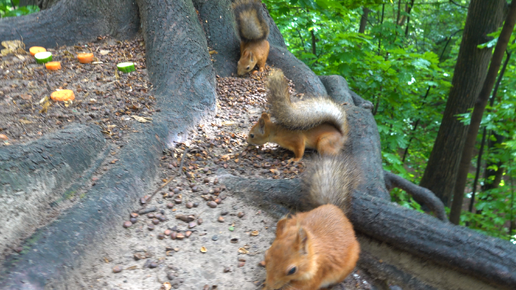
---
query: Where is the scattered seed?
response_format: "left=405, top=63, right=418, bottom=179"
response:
left=176, top=233, right=185, bottom=240
left=158, top=233, right=165, bottom=240
left=112, top=265, right=123, bottom=273
left=185, top=231, right=192, bottom=238
left=134, top=253, right=146, bottom=260
left=167, top=203, right=175, bottom=209
left=186, top=202, right=193, bottom=209
left=237, top=212, right=245, bottom=218
left=217, top=216, right=224, bottom=223
left=200, top=246, right=207, bottom=253
left=208, top=201, right=217, bottom=208
left=147, top=224, right=155, bottom=231
left=123, top=221, right=133, bottom=228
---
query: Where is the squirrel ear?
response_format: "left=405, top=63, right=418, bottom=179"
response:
left=258, top=118, right=266, bottom=135
left=297, top=227, right=309, bottom=255
left=261, top=112, right=270, bottom=120
left=275, top=217, right=289, bottom=237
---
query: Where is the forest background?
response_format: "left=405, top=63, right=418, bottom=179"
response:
left=1, top=0, right=515, bottom=241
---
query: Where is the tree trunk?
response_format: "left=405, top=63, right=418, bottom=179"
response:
left=419, top=0, right=506, bottom=207
left=0, top=0, right=140, bottom=48
left=359, top=7, right=370, bottom=34
left=450, top=2, right=516, bottom=224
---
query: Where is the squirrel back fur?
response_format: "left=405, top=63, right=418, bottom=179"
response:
left=302, top=153, right=359, bottom=214
left=267, top=69, right=348, bottom=138
left=233, top=0, right=269, bottom=42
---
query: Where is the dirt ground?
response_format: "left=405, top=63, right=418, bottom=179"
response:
left=1, top=40, right=374, bottom=290
left=0, top=36, right=153, bottom=147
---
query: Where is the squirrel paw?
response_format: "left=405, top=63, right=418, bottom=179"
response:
left=286, top=158, right=301, bottom=165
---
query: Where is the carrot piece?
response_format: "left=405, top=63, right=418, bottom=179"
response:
left=29, top=46, right=46, bottom=56
left=45, top=61, right=62, bottom=71
left=77, top=53, right=94, bottom=64
left=50, top=90, right=75, bottom=102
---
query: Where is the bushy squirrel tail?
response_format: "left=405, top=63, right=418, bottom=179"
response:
left=267, top=69, right=348, bottom=137
left=302, top=154, right=359, bottom=214
left=233, top=0, right=269, bottom=42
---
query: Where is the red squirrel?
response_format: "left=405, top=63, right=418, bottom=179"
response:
left=264, top=154, right=360, bottom=290
left=247, top=69, right=348, bottom=162
left=233, top=0, right=270, bottom=75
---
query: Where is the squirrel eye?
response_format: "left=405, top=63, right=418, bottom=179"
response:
left=250, top=134, right=254, bottom=138
left=287, top=266, right=297, bottom=275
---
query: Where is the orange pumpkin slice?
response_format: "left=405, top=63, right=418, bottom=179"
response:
left=77, top=53, right=94, bottom=64
left=50, top=90, right=75, bottom=102
left=29, top=46, right=46, bottom=56
left=45, top=61, right=62, bottom=71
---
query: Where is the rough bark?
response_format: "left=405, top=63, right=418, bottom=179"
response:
left=0, top=124, right=106, bottom=257
left=419, top=0, right=506, bottom=207
left=384, top=170, right=447, bottom=221
left=221, top=174, right=516, bottom=289
left=359, top=7, right=370, bottom=34
left=450, top=2, right=516, bottom=224
left=0, top=0, right=139, bottom=48
left=0, top=0, right=216, bottom=288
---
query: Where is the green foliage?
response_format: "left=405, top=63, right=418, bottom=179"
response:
left=264, top=0, right=516, bottom=240
left=0, top=0, right=39, bottom=18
